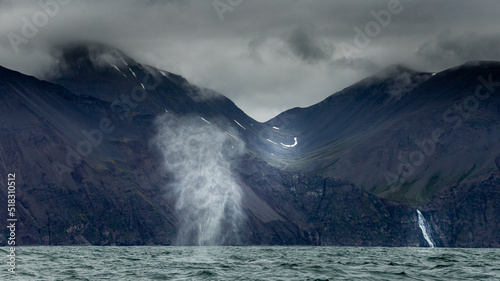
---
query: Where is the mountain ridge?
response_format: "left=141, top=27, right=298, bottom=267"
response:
left=265, top=60, right=500, bottom=206
left=1, top=44, right=499, bottom=247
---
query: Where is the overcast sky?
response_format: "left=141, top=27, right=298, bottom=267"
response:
left=1, top=0, right=499, bottom=121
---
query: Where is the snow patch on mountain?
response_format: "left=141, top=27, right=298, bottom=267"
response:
left=266, top=139, right=278, bottom=145
left=129, top=68, right=137, bottom=78
left=225, top=131, right=238, bottom=140
left=107, top=62, right=127, bottom=77
left=233, top=120, right=246, bottom=130
left=281, top=137, right=298, bottom=148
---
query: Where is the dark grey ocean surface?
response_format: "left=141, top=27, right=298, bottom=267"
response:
left=1, top=246, right=499, bottom=280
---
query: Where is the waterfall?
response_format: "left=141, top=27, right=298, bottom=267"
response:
left=417, top=210, right=435, bottom=248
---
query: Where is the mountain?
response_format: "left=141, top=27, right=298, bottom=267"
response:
left=48, top=44, right=294, bottom=159
left=0, top=44, right=499, bottom=247
left=267, top=61, right=500, bottom=205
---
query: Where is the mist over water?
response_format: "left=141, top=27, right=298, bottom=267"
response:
left=154, top=113, right=245, bottom=245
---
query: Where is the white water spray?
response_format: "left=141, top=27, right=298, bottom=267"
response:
left=417, top=210, right=435, bottom=248
left=154, top=113, right=245, bottom=245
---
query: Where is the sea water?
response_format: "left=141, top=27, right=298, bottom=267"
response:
left=1, top=246, right=499, bottom=280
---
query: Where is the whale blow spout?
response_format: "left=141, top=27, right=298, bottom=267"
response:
left=154, top=113, right=245, bottom=245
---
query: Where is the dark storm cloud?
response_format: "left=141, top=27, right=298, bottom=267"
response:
left=0, top=0, right=499, bottom=121
left=417, top=31, right=500, bottom=68
left=286, top=25, right=334, bottom=63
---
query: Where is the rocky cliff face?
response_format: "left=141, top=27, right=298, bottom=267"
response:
left=237, top=157, right=425, bottom=246
left=0, top=45, right=498, bottom=247
left=424, top=174, right=500, bottom=247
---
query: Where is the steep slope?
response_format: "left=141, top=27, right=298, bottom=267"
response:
left=267, top=62, right=500, bottom=205
left=0, top=65, right=179, bottom=245
left=48, top=44, right=280, bottom=155
left=267, top=65, right=432, bottom=153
